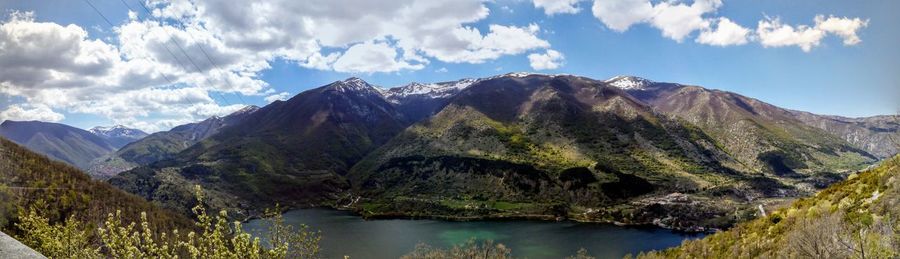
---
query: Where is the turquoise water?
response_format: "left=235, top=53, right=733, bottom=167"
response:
left=244, top=208, right=704, bottom=259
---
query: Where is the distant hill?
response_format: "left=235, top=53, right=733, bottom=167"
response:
left=639, top=155, right=900, bottom=258
left=0, top=120, right=115, bottom=170
left=89, top=125, right=148, bottom=149
left=87, top=106, right=259, bottom=179
left=0, top=136, right=189, bottom=234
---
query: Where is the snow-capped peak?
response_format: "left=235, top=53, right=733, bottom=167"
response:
left=384, top=78, right=478, bottom=101
left=89, top=125, right=147, bottom=138
left=230, top=105, right=260, bottom=116
left=605, top=76, right=654, bottom=90
left=328, top=77, right=384, bottom=96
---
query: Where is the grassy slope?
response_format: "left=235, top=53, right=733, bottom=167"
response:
left=638, top=155, right=900, bottom=258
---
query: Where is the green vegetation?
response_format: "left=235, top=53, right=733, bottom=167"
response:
left=16, top=186, right=322, bottom=258
left=637, top=155, right=900, bottom=258
left=0, top=137, right=190, bottom=235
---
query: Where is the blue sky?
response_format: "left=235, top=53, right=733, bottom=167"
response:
left=0, top=0, right=897, bottom=132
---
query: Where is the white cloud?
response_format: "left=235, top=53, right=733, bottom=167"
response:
left=419, top=23, right=550, bottom=64
left=533, top=0, right=582, bottom=15
left=591, top=0, right=654, bottom=32
left=756, top=17, right=825, bottom=52
left=333, top=41, right=425, bottom=73
left=591, top=0, right=721, bottom=42
left=0, top=0, right=559, bottom=131
left=591, top=0, right=867, bottom=50
left=650, top=0, right=721, bottom=42
left=697, top=17, right=750, bottom=46
left=0, top=104, right=65, bottom=122
left=435, top=67, right=449, bottom=73
left=756, top=15, right=868, bottom=52
left=815, top=15, right=868, bottom=46
left=528, top=49, right=565, bottom=70
left=264, top=92, right=292, bottom=103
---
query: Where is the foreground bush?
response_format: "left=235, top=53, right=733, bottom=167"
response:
left=16, top=185, right=320, bottom=259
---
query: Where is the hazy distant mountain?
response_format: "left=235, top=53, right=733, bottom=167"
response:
left=108, top=73, right=894, bottom=229
left=89, top=125, right=149, bottom=149
left=0, top=120, right=115, bottom=169
left=87, top=106, right=259, bottom=179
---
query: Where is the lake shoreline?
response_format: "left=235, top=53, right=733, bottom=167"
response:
left=243, top=207, right=708, bottom=259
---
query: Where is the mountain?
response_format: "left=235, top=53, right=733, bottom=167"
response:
left=384, top=78, right=478, bottom=122
left=87, top=105, right=259, bottom=179
left=789, top=112, right=899, bottom=158
left=0, top=136, right=190, bottom=233
left=89, top=125, right=149, bottom=149
left=349, top=74, right=795, bottom=230
left=607, top=76, right=878, bottom=178
left=107, top=73, right=892, bottom=230
left=110, top=78, right=409, bottom=216
left=0, top=120, right=115, bottom=170
left=639, top=155, right=900, bottom=258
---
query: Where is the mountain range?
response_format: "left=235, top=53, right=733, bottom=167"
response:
left=100, top=73, right=896, bottom=230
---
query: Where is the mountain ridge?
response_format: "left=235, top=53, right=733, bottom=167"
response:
left=107, top=73, right=895, bottom=231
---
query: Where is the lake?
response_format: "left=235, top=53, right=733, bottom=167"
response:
left=244, top=208, right=704, bottom=259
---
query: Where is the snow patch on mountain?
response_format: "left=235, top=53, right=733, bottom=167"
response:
left=89, top=125, right=147, bottom=138
left=384, top=78, right=478, bottom=101
left=605, top=76, right=655, bottom=90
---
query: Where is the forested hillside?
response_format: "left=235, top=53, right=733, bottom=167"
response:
left=0, top=137, right=190, bottom=236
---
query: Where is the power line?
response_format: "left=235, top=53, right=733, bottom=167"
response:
left=132, top=0, right=238, bottom=106
left=82, top=0, right=238, bottom=126
left=83, top=0, right=114, bottom=27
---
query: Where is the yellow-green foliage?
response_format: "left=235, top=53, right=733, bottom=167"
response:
left=15, top=208, right=101, bottom=258
left=637, top=156, right=900, bottom=259
left=17, top=186, right=321, bottom=259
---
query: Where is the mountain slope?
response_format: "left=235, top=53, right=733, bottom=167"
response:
left=0, top=136, right=190, bottom=234
left=0, top=120, right=115, bottom=170
left=89, top=125, right=149, bottom=149
left=789, top=112, right=899, bottom=158
left=610, top=76, right=877, bottom=179
left=110, top=78, right=409, bottom=217
left=640, top=155, right=900, bottom=258
left=87, top=106, right=259, bottom=178
left=349, top=74, right=786, bottom=230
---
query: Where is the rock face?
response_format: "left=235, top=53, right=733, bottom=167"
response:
left=0, top=120, right=115, bottom=170
left=788, top=112, right=899, bottom=158
left=108, top=73, right=894, bottom=230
